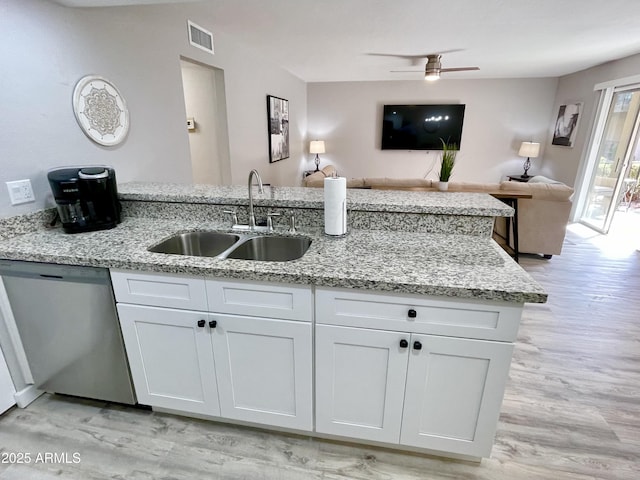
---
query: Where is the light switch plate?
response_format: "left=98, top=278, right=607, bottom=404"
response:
left=6, top=179, right=35, bottom=205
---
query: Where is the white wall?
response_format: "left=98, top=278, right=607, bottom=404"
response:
left=544, top=53, right=640, bottom=187
left=307, top=78, right=559, bottom=183
left=0, top=0, right=307, bottom=218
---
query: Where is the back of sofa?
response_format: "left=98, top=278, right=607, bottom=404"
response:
left=445, top=181, right=501, bottom=192
left=498, top=180, right=574, bottom=256
left=499, top=180, right=574, bottom=201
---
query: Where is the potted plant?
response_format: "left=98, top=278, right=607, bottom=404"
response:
left=437, top=139, right=458, bottom=191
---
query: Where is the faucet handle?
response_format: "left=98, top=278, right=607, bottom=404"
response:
left=266, top=212, right=281, bottom=232
left=223, top=209, right=238, bottom=227
left=288, top=214, right=297, bottom=233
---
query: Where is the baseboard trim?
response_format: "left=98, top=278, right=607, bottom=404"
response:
left=14, top=385, right=43, bottom=408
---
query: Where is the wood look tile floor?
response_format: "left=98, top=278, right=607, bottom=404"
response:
left=1, top=219, right=639, bottom=479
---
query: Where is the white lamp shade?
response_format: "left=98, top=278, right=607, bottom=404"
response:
left=310, top=140, right=325, bottom=154
left=518, top=141, right=540, bottom=158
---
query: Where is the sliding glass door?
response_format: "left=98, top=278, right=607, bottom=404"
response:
left=581, top=89, right=640, bottom=233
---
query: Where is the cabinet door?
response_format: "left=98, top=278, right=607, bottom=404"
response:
left=400, top=334, right=513, bottom=457
left=315, top=325, right=409, bottom=444
left=210, top=314, right=312, bottom=431
left=117, top=304, right=220, bottom=416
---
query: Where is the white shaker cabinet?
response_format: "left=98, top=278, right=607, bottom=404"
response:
left=400, top=334, right=513, bottom=457
left=315, top=287, right=521, bottom=458
left=315, top=325, right=409, bottom=443
left=117, top=303, right=221, bottom=417
left=315, top=325, right=512, bottom=457
left=113, top=270, right=522, bottom=459
left=205, top=278, right=313, bottom=431
left=112, top=271, right=313, bottom=432
left=210, top=313, right=313, bottom=431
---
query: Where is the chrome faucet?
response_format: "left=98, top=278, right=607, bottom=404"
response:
left=247, top=169, right=264, bottom=230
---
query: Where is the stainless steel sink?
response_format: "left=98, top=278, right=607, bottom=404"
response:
left=148, top=231, right=312, bottom=262
left=225, top=235, right=312, bottom=262
left=149, top=231, right=240, bottom=257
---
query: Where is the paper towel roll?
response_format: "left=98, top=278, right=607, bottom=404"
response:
left=324, top=176, right=347, bottom=236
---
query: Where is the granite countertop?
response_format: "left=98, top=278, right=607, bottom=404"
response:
left=0, top=217, right=546, bottom=304
left=118, top=183, right=514, bottom=217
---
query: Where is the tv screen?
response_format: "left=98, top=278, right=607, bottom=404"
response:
left=381, top=104, right=466, bottom=150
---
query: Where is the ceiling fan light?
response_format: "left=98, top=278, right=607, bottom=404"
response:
left=425, top=71, right=440, bottom=81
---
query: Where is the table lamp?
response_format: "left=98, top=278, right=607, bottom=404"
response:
left=518, top=141, right=540, bottom=178
left=310, top=140, right=325, bottom=172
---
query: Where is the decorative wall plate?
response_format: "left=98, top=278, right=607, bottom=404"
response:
left=73, top=75, right=129, bottom=146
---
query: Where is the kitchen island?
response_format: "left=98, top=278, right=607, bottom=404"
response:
left=0, top=184, right=545, bottom=303
left=0, top=184, right=546, bottom=461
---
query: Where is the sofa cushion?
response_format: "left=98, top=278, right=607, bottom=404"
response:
left=528, top=175, right=564, bottom=185
left=303, top=165, right=337, bottom=187
left=499, top=180, right=574, bottom=201
left=303, top=171, right=325, bottom=186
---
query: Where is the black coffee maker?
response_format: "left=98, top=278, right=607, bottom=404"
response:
left=48, top=166, right=121, bottom=233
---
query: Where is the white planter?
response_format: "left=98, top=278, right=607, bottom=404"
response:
left=437, top=181, right=449, bottom=191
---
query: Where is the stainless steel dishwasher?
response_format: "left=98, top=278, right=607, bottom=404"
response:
left=0, top=260, right=135, bottom=404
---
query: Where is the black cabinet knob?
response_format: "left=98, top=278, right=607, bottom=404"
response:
left=413, top=341, right=423, bottom=350
left=197, top=319, right=206, bottom=328
left=399, top=339, right=409, bottom=348
left=209, top=320, right=217, bottom=329
left=408, top=309, right=417, bottom=318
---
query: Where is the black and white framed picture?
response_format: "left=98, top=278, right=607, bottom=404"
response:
left=552, top=103, right=582, bottom=147
left=267, top=95, right=289, bottom=162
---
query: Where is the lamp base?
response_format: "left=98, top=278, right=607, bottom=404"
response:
left=522, top=157, right=531, bottom=177
left=314, top=154, right=320, bottom=172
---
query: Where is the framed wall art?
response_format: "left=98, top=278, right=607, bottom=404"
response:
left=73, top=75, right=129, bottom=147
left=266, top=95, right=289, bottom=162
left=552, top=102, right=582, bottom=148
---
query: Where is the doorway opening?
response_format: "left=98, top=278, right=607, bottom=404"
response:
left=179, top=57, right=231, bottom=185
left=579, top=86, right=640, bottom=237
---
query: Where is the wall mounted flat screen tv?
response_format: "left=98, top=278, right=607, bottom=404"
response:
left=381, top=104, right=466, bottom=150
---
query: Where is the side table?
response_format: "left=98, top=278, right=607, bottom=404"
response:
left=507, top=175, right=532, bottom=183
left=491, top=191, right=533, bottom=263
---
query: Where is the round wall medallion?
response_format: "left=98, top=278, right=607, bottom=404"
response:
left=73, top=75, right=129, bottom=146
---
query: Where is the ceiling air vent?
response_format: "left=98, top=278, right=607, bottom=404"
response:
left=188, top=20, right=214, bottom=54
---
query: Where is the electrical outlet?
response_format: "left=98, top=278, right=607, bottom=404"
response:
left=6, top=179, right=35, bottom=205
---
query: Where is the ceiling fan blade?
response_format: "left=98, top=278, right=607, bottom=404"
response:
left=368, top=49, right=465, bottom=66
left=368, top=49, right=463, bottom=59
left=368, top=53, right=416, bottom=59
left=390, top=70, right=423, bottom=73
left=440, top=67, right=480, bottom=72
left=368, top=53, right=428, bottom=67
left=414, top=48, right=464, bottom=57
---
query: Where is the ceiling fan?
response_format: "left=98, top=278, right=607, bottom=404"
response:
left=391, top=54, right=479, bottom=81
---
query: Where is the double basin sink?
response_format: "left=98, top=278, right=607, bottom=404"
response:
left=148, top=231, right=312, bottom=262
